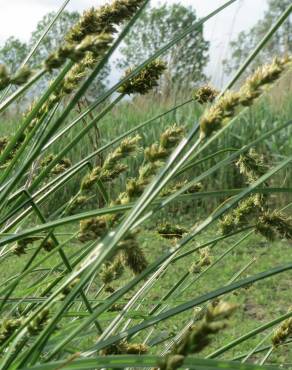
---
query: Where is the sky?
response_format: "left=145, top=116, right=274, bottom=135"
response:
left=0, top=0, right=268, bottom=86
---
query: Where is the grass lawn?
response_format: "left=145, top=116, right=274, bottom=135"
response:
left=1, top=221, right=291, bottom=364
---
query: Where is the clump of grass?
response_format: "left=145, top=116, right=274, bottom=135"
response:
left=0, top=0, right=291, bottom=369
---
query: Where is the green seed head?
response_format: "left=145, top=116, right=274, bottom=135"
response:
left=118, top=60, right=167, bottom=95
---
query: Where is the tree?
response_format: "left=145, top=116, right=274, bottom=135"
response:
left=117, top=3, right=209, bottom=90
left=0, top=11, right=111, bottom=99
left=0, top=37, right=28, bottom=73
left=224, top=0, right=291, bottom=75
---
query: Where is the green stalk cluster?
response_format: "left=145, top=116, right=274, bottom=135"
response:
left=118, top=60, right=167, bottom=95
left=158, top=301, right=236, bottom=370
left=0, top=64, right=33, bottom=91
left=193, top=85, right=219, bottom=105
left=1, top=0, right=146, bottom=168
left=200, top=56, right=292, bottom=139
left=79, top=125, right=184, bottom=240
left=189, top=247, right=212, bottom=274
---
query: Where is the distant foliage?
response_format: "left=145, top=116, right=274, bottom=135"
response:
left=117, top=3, right=209, bottom=90
left=0, top=37, right=28, bottom=73
left=224, top=0, right=292, bottom=76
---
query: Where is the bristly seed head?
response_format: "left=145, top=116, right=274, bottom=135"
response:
left=118, top=60, right=167, bottom=95
left=193, top=85, right=219, bottom=104
left=199, top=56, right=291, bottom=140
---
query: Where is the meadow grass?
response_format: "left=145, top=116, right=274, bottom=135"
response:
left=0, top=1, right=292, bottom=369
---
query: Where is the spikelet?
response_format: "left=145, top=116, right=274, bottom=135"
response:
left=189, top=248, right=212, bottom=274
left=28, top=309, right=50, bottom=336
left=236, top=148, right=267, bottom=183
left=45, top=33, right=113, bottom=71
left=0, top=137, right=8, bottom=154
left=118, top=60, right=167, bottom=95
left=78, top=217, right=107, bottom=242
left=159, top=301, right=237, bottom=370
left=51, top=158, right=72, bottom=175
left=42, top=238, right=56, bottom=252
left=67, top=195, right=89, bottom=215
left=220, top=195, right=263, bottom=235
left=60, top=278, right=81, bottom=299
left=272, top=315, right=292, bottom=347
left=41, top=155, right=72, bottom=176
left=100, top=341, right=148, bottom=356
left=0, top=64, right=10, bottom=90
left=256, top=211, right=292, bottom=241
left=199, top=56, right=292, bottom=139
left=157, top=223, right=188, bottom=240
left=0, top=318, right=23, bottom=345
left=81, top=135, right=141, bottom=192
left=118, top=233, right=148, bottom=275
left=99, top=257, right=124, bottom=285
left=12, top=237, right=42, bottom=256
left=66, top=0, right=145, bottom=44
left=161, top=181, right=202, bottom=197
left=10, top=66, right=33, bottom=86
left=193, top=85, right=219, bottom=104
left=0, top=64, right=33, bottom=91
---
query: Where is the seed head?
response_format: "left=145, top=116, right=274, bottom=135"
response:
left=200, top=56, right=291, bottom=139
left=220, top=195, right=263, bottom=235
left=0, top=318, right=23, bottom=345
left=160, top=301, right=236, bottom=370
left=272, top=315, right=292, bottom=347
left=157, top=223, right=188, bottom=240
left=118, top=60, right=167, bottom=95
left=10, top=66, right=33, bottom=86
left=256, top=211, right=292, bottom=241
left=0, top=64, right=11, bottom=90
left=236, top=148, right=267, bottom=183
left=193, top=85, right=219, bottom=104
left=66, top=0, right=145, bottom=44
left=118, top=233, right=148, bottom=274
left=28, top=309, right=50, bottom=336
left=78, top=217, right=107, bottom=242
left=100, top=257, right=124, bottom=284
left=0, top=137, right=8, bottom=154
